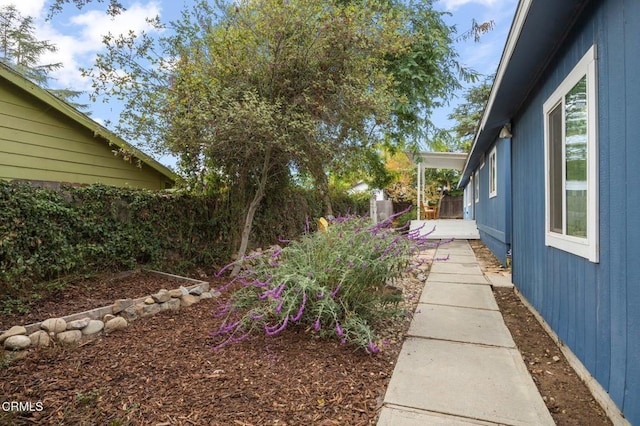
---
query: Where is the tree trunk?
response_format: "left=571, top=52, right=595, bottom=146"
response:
left=231, top=148, right=271, bottom=276
left=310, top=161, right=333, bottom=217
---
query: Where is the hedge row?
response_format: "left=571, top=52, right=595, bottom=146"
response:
left=0, top=181, right=368, bottom=300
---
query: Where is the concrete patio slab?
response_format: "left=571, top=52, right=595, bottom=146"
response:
left=427, top=273, right=489, bottom=285
left=430, top=262, right=483, bottom=275
left=486, top=273, right=514, bottom=288
left=433, top=254, right=478, bottom=263
left=378, top=405, right=496, bottom=426
left=383, top=338, right=555, bottom=426
left=420, top=282, right=499, bottom=311
left=410, top=220, right=480, bottom=240
left=433, top=244, right=476, bottom=252
left=408, top=304, right=515, bottom=347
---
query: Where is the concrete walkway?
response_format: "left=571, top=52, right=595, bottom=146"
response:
left=378, top=240, right=554, bottom=426
left=410, top=220, right=481, bottom=240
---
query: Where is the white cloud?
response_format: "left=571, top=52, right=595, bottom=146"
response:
left=441, top=0, right=501, bottom=11
left=69, top=1, right=162, bottom=47
left=0, top=0, right=47, bottom=18
left=34, top=1, right=162, bottom=89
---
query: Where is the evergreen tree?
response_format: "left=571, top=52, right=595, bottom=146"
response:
left=0, top=5, right=89, bottom=112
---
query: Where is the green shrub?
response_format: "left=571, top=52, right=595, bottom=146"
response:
left=0, top=181, right=368, bottom=306
left=211, top=210, right=425, bottom=353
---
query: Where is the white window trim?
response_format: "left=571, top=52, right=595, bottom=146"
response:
left=474, top=170, right=479, bottom=203
left=489, top=146, right=497, bottom=198
left=543, top=45, right=599, bottom=263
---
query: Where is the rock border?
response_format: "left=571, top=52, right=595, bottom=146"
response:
left=1, top=270, right=219, bottom=351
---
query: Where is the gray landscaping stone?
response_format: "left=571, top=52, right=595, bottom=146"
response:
left=188, top=285, right=203, bottom=296
left=57, top=330, right=82, bottom=345
left=120, top=306, right=139, bottom=321
left=104, top=317, right=128, bottom=333
left=103, top=314, right=116, bottom=323
left=144, top=297, right=155, bottom=305
left=0, top=325, right=27, bottom=343
left=29, top=330, right=51, bottom=347
left=141, top=303, right=162, bottom=317
left=180, top=294, right=199, bottom=307
left=81, top=320, right=104, bottom=336
left=112, top=299, right=134, bottom=314
left=151, top=290, right=171, bottom=303
left=41, top=318, right=67, bottom=333
left=161, top=298, right=181, bottom=311
left=199, top=292, right=214, bottom=300
left=4, top=335, right=32, bottom=350
left=66, top=318, right=91, bottom=330
left=169, top=288, right=186, bottom=298
left=200, top=282, right=210, bottom=292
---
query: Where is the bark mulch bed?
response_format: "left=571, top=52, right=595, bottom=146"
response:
left=1, top=270, right=421, bottom=425
left=1, top=243, right=615, bottom=425
left=469, top=240, right=612, bottom=426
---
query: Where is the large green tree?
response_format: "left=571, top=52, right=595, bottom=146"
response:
left=81, top=0, right=482, bottom=273
left=0, top=5, right=88, bottom=111
left=84, top=0, right=413, bottom=272
left=448, top=75, right=493, bottom=152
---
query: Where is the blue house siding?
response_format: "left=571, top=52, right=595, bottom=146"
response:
left=511, top=0, right=640, bottom=422
left=470, top=137, right=511, bottom=265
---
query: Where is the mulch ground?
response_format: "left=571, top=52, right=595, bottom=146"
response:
left=1, top=242, right=614, bottom=425
left=1, top=270, right=419, bottom=425
left=470, top=240, right=611, bottom=426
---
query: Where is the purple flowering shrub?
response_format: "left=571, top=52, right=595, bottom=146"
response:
left=210, top=209, right=432, bottom=353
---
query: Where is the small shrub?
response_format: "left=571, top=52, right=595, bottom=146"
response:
left=211, top=209, right=429, bottom=353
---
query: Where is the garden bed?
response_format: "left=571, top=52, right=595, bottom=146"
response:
left=0, top=242, right=613, bottom=425
left=0, top=269, right=423, bottom=425
left=0, top=270, right=207, bottom=332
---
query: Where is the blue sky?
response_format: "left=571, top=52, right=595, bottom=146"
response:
left=0, top=0, right=517, bottom=167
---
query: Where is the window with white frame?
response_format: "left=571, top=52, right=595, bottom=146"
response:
left=543, top=45, right=598, bottom=262
left=489, top=146, right=497, bottom=198
left=474, top=170, right=479, bottom=203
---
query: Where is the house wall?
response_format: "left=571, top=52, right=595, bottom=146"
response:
left=470, top=137, right=511, bottom=265
left=511, top=0, right=640, bottom=422
left=0, top=81, right=172, bottom=190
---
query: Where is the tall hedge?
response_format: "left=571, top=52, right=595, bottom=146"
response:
left=0, top=181, right=368, bottom=300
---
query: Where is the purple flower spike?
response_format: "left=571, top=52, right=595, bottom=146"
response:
left=335, top=257, right=342, bottom=264
left=277, top=237, right=291, bottom=243
left=215, top=259, right=238, bottom=277
left=274, top=283, right=286, bottom=298
left=330, top=284, right=341, bottom=298
left=275, top=299, right=284, bottom=313
left=290, top=293, right=307, bottom=321
left=317, top=292, right=324, bottom=299
left=367, top=341, right=380, bottom=354
left=341, top=338, right=347, bottom=345
left=361, top=262, right=367, bottom=268
left=335, top=322, right=344, bottom=336
left=307, top=272, right=314, bottom=279
left=249, top=311, right=265, bottom=320
left=348, top=261, right=354, bottom=268
left=265, top=316, right=289, bottom=336
left=314, top=318, right=321, bottom=331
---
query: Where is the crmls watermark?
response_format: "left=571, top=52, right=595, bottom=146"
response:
left=1, top=401, right=44, bottom=412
